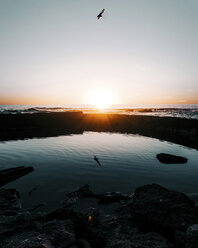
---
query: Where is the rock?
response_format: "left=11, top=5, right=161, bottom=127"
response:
left=98, top=192, right=131, bottom=205
left=107, top=232, right=173, bottom=248
left=174, top=230, right=186, bottom=248
left=0, top=166, right=34, bottom=187
left=186, top=224, right=198, bottom=248
left=156, top=153, right=188, bottom=164
left=77, top=239, right=92, bottom=248
left=0, top=211, right=38, bottom=240
left=67, top=184, right=94, bottom=198
left=42, top=219, right=76, bottom=247
left=132, top=184, right=197, bottom=239
left=63, top=184, right=97, bottom=207
left=46, top=208, right=105, bottom=248
left=0, top=188, right=21, bottom=216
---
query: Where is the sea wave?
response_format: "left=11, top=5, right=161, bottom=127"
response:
left=0, top=104, right=198, bottom=119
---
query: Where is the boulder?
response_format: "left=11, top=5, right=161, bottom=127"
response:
left=156, top=153, right=188, bottom=164
left=186, top=224, right=198, bottom=248
left=0, top=166, right=34, bottom=187
left=98, top=192, right=131, bottom=205
left=107, top=232, right=173, bottom=248
left=132, top=184, right=197, bottom=238
left=0, top=188, right=21, bottom=216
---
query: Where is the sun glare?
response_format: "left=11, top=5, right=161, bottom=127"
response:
left=88, top=90, right=114, bottom=109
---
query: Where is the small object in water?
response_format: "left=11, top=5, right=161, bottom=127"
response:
left=94, top=156, right=101, bottom=166
left=97, top=9, right=105, bottom=19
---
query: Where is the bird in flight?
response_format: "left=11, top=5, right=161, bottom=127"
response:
left=97, top=9, right=105, bottom=20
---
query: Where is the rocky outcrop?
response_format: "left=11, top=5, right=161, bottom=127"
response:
left=0, top=113, right=198, bottom=150
left=0, top=166, right=34, bottom=187
left=132, top=184, right=198, bottom=240
left=1, top=184, right=198, bottom=247
left=156, top=153, right=188, bottom=164
left=0, top=188, right=21, bottom=216
left=186, top=224, right=198, bottom=248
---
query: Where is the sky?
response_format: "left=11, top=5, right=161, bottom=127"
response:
left=0, top=0, right=198, bottom=105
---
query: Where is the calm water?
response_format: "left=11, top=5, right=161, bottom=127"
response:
left=1, top=132, right=198, bottom=210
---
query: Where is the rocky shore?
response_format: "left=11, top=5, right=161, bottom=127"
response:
left=1, top=183, right=198, bottom=248
left=0, top=112, right=198, bottom=150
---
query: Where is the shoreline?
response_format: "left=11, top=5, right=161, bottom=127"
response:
left=1, top=183, right=198, bottom=247
left=0, top=112, right=198, bottom=150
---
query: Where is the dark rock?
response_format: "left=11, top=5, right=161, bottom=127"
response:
left=156, top=153, right=188, bottom=164
left=63, top=185, right=96, bottom=207
left=98, top=192, right=131, bottom=205
left=132, top=184, right=197, bottom=239
left=46, top=208, right=105, bottom=248
left=107, top=232, right=173, bottom=248
left=46, top=208, right=79, bottom=222
left=0, top=188, right=21, bottom=216
left=42, top=219, right=76, bottom=247
left=174, top=230, right=186, bottom=248
left=0, top=166, right=34, bottom=187
left=77, top=239, right=92, bottom=248
left=0, top=232, right=51, bottom=248
left=67, top=185, right=94, bottom=198
left=186, top=224, right=198, bottom=248
left=0, top=211, right=38, bottom=239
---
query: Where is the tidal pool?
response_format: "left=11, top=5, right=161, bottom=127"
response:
left=1, top=132, right=198, bottom=210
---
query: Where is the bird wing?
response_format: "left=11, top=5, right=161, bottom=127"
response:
left=98, top=9, right=105, bottom=17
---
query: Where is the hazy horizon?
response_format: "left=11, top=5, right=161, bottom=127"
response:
left=0, top=0, right=198, bottom=105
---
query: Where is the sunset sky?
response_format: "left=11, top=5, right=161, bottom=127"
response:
left=0, top=0, right=198, bottom=105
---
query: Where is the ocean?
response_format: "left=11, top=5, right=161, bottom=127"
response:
left=0, top=104, right=198, bottom=119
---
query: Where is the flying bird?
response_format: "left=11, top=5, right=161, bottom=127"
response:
left=94, top=156, right=101, bottom=166
left=97, top=9, right=105, bottom=20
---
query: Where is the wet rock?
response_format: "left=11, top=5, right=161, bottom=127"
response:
left=107, top=232, right=173, bottom=248
left=46, top=208, right=105, bottom=248
left=98, top=192, right=131, bottom=205
left=77, top=239, right=92, bottom=248
left=174, top=230, right=186, bottom=248
left=63, top=185, right=97, bottom=207
left=186, top=224, right=198, bottom=248
left=67, top=185, right=94, bottom=198
left=0, top=166, right=34, bottom=187
left=132, top=184, right=197, bottom=239
left=42, top=219, right=76, bottom=247
left=0, top=188, right=21, bottom=216
left=1, top=233, right=53, bottom=248
left=156, top=153, right=188, bottom=164
left=0, top=211, right=38, bottom=240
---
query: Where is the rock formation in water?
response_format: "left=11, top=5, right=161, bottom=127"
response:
left=0, top=112, right=198, bottom=150
left=156, top=153, right=188, bottom=164
left=0, top=166, right=34, bottom=187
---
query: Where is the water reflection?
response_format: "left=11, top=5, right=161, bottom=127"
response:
left=0, top=132, right=198, bottom=210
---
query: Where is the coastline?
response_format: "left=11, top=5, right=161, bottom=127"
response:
left=0, top=112, right=198, bottom=150
left=1, top=182, right=198, bottom=247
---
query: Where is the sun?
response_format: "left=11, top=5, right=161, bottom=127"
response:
left=88, top=90, right=114, bottom=109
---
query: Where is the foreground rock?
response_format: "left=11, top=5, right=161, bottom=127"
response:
left=186, top=224, right=198, bottom=248
left=1, top=184, right=198, bottom=247
left=0, top=188, right=21, bottom=216
left=132, top=184, right=197, bottom=240
left=0, top=166, right=34, bottom=187
left=156, top=153, right=188, bottom=164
